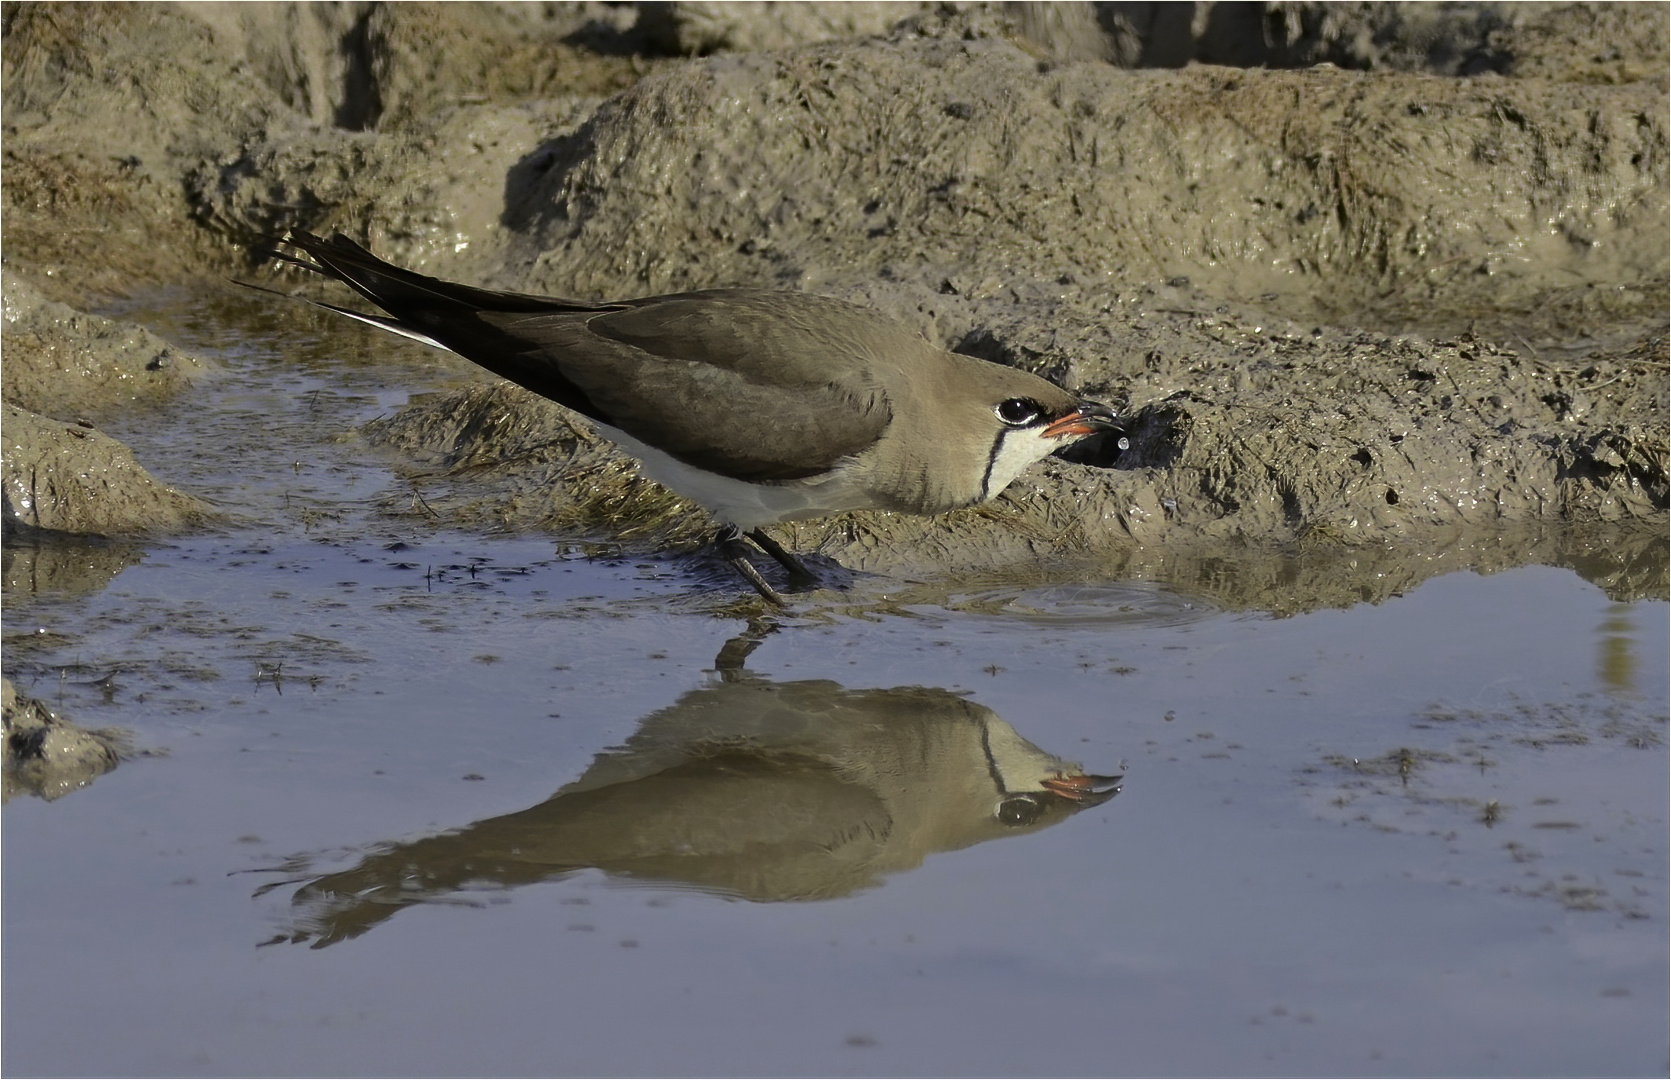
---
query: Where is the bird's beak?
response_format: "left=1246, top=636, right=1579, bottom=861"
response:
left=1041, top=771, right=1124, bottom=802
left=1041, top=401, right=1123, bottom=440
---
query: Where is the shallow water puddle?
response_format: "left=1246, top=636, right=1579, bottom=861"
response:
left=3, top=294, right=1667, bottom=1076
left=5, top=542, right=1664, bottom=1077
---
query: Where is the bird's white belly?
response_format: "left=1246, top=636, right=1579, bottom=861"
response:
left=596, top=424, right=875, bottom=530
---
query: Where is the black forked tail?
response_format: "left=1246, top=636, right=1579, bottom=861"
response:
left=270, top=231, right=620, bottom=424
left=275, top=230, right=613, bottom=321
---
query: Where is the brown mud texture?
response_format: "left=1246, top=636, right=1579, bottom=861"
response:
left=3, top=2, right=1667, bottom=599
left=1, top=676, right=128, bottom=801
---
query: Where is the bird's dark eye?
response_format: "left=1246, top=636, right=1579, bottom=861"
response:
left=995, top=398, right=1042, bottom=426
left=996, top=795, right=1046, bottom=827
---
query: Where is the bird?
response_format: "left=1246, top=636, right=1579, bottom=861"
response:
left=268, top=230, right=1124, bottom=603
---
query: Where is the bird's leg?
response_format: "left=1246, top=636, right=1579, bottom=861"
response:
left=714, top=525, right=787, bottom=607
left=713, top=616, right=780, bottom=680
left=745, top=528, right=816, bottom=582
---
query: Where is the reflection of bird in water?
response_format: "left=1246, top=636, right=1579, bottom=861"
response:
left=267, top=676, right=1119, bottom=947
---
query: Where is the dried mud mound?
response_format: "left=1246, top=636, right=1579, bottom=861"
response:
left=1, top=268, right=217, bottom=539
left=504, top=42, right=1665, bottom=339
left=0, top=403, right=216, bottom=538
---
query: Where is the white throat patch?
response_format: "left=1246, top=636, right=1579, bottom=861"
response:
left=981, top=428, right=1058, bottom=501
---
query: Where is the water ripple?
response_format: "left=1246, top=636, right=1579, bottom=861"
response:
left=939, top=581, right=1217, bottom=627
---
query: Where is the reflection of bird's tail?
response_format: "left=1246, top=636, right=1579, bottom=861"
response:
left=274, top=837, right=585, bottom=949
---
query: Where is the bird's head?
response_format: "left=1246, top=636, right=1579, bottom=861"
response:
left=977, top=392, right=1126, bottom=500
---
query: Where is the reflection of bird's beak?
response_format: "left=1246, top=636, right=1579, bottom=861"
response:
left=1041, top=402, right=1123, bottom=440
left=1042, top=771, right=1124, bottom=803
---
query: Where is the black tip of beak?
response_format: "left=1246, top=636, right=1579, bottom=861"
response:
left=1077, top=401, right=1124, bottom=432
left=1040, top=771, right=1125, bottom=802
left=1049, top=402, right=1129, bottom=466
left=1040, top=401, right=1123, bottom=439
left=1062, top=774, right=1123, bottom=809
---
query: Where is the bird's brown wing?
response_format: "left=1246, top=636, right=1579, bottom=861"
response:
left=279, top=232, right=894, bottom=480
left=483, top=310, right=891, bottom=482
left=584, top=291, right=925, bottom=384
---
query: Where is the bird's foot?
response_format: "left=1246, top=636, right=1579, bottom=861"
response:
left=715, top=526, right=790, bottom=607
left=744, top=528, right=816, bottom=582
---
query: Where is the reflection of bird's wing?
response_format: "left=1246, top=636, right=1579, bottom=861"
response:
left=560, top=680, right=857, bottom=794
left=510, top=755, right=894, bottom=900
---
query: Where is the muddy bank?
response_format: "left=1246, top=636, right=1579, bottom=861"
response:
left=2, top=270, right=213, bottom=417
left=1, top=676, right=128, bottom=802
left=1, top=2, right=1665, bottom=597
left=364, top=315, right=1666, bottom=575
left=363, top=380, right=1668, bottom=606
left=1, top=267, right=217, bottom=538
left=1, top=403, right=217, bottom=537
